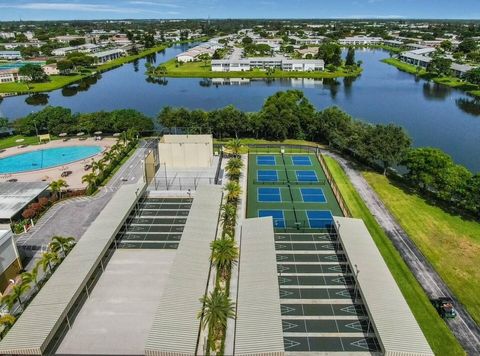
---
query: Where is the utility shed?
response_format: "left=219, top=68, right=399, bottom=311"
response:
left=145, top=184, right=223, bottom=356
left=158, top=135, right=213, bottom=168
left=0, top=182, right=49, bottom=223
left=335, top=217, right=434, bottom=356
left=234, top=217, right=285, bottom=356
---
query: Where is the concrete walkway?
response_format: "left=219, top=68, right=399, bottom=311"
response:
left=323, top=151, right=480, bottom=355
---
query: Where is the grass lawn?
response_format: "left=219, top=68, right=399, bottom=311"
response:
left=364, top=171, right=480, bottom=326
left=0, top=45, right=169, bottom=94
left=323, top=156, right=465, bottom=355
left=0, top=74, right=86, bottom=94
left=156, top=59, right=363, bottom=79
left=382, top=58, right=480, bottom=97
left=0, top=135, right=42, bottom=149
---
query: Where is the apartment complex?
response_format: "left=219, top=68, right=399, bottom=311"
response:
left=211, top=57, right=324, bottom=72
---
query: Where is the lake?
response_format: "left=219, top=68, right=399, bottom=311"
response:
left=0, top=44, right=479, bottom=172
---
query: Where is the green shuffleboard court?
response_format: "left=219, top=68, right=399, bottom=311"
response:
left=247, top=153, right=343, bottom=230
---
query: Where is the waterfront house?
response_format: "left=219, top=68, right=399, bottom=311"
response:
left=91, top=49, right=126, bottom=64
left=0, top=51, right=22, bottom=60
left=339, top=36, right=383, bottom=46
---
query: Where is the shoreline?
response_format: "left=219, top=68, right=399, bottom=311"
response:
left=382, top=57, right=480, bottom=98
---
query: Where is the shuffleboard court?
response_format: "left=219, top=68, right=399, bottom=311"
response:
left=280, top=303, right=367, bottom=317
left=283, top=336, right=380, bottom=352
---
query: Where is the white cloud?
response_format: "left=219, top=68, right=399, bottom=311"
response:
left=128, top=1, right=183, bottom=8
left=0, top=2, right=134, bottom=13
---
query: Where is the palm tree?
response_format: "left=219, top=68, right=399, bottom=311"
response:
left=210, top=235, right=239, bottom=280
left=220, top=204, right=237, bottom=233
left=21, top=266, right=39, bottom=293
left=91, top=160, right=105, bottom=174
left=226, top=157, right=243, bottom=172
left=102, top=150, right=115, bottom=164
left=36, top=251, right=60, bottom=275
left=49, top=236, right=76, bottom=259
left=82, top=173, right=97, bottom=193
left=0, top=314, right=16, bottom=333
left=49, top=179, right=68, bottom=200
left=226, top=139, right=242, bottom=156
left=225, top=181, right=241, bottom=203
left=120, top=131, right=129, bottom=145
left=197, top=289, right=235, bottom=352
left=2, top=282, right=30, bottom=312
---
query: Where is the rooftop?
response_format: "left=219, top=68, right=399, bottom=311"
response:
left=0, top=182, right=49, bottom=220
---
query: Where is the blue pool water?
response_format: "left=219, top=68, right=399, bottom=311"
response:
left=0, top=146, right=102, bottom=174
left=0, top=61, right=46, bottom=70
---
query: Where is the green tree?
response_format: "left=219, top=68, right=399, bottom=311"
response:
left=225, top=181, right=241, bottom=202
left=197, top=289, right=235, bottom=352
left=49, top=179, right=68, bottom=199
left=220, top=203, right=237, bottom=234
left=0, top=314, right=16, bottom=333
left=2, top=282, right=30, bottom=312
left=37, top=251, right=60, bottom=275
left=0, top=118, right=8, bottom=131
left=440, top=40, right=453, bottom=52
left=18, top=64, right=48, bottom=83
left=457, top=38, right=477, bottom=54
left=49, top=236, right=76, bottom=258
left=464, top=67, right=480, bottom=85
left=57, top=60, right=74, bottom=75
left=226, top=139, right=243, bottom=157
left=210, top=235, right=239, bottom=280
left=427, top=56, right=452, bottom=76
left=317, top=41, right=342, bottom=66
left=21, top=266, right=40, bottom=293
left=242, top=36, right=253, bottom=45
left=82, top=173, right=97, bottom=194
left=345, top=47, right=356, bottom=66
left=91, top=160, right=105, bottom=174
left=367, top=124, right=412, bottom=175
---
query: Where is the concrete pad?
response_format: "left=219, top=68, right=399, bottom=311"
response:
left=57, top=249, right=176, bottom=355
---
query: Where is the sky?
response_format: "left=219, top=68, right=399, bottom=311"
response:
left=0, top=0, right=478, bottom=21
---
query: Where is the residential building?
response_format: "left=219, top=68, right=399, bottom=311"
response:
left=2, top=42, right=46, bottom=49
left=384, top=39, right=404, bottom=48
left=296, top=47, right=319, bottom=58
left=0, top=228, right=22, bottom=293
left=290, top=35, right=326, bottom=45
left=42, top=63, right=59, bottom=75
left=91, top=48, right=126, bottom=64
left=339, top=36, right=383, bottom=46
left=54, top=35, right=86, bottom=44
left=52, top=43, right=100, bottom=56
left=211, top=57, right=324, bottom=72
left=176, top=42, right=221, bottom=63
left=0, top=32, right=15, bottom=40
left=0, top=50, right=22, bottom=60
left=0, top=182, right=50, bottom=223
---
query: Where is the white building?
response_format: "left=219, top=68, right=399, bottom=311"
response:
left=0, top=228, right=22, bottom=293
left=339, top=36, right=383, bottom=46
left=176, top=42, right=221, bottom=63
left=54, top=35, right=86, bottom=43
left=211, top=57, right=324, bottom=72
left=91, top=48, right=126, bottom=64
left=0, top=32, right=15, bottom=40
left=158, top=135, right=213, bottom=168
left=52, top=43, right=100, bottom=56
left=0, top=51, right=22, bottom=60
left=290, top=36, right=326, bottom=45
left=42, top=63, right=59, bottom=75
left=0, top=69, right=29, bottom=83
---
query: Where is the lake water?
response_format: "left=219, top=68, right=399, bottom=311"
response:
left=0, top=44, right=479, bottom=172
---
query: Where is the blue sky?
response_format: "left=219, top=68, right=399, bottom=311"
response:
left=0, top=0, right=478, bottom=21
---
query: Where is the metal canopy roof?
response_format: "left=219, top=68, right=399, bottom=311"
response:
left=145, top=184, right=223, bottom=356
left=0, top=181, right=146, bottom=355
left=0, top=182, right=49, bottom=220
left=335, top=217, right=434, bottom=356
left=234, top=217, right=285, bottom=356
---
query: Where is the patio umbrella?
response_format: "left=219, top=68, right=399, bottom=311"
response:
left=94, top=131, right=102, bottom=135
left=113, top=132, right=121, bottom=137
left=76, top=132, right=85, bottom=136
left=59, top=133, right=68, bottom=137
left=15, top=138, right=24, bottom=143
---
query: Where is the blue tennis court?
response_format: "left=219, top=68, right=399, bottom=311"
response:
left=296, top=170, right=318, bottom=182
left=259, top=210, right=286, bottom=228
left=258, top=187, right=282, bottom=202
left=257, top=155, right=276, bottom=165
left=307, top=210, right=334, bottom=228
left=258, top=170, right=279, bottom=182
left=301, top=188, right=326, bottom=203
left=292, top=156, right=312, bottom=166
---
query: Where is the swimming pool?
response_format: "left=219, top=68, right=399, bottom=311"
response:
left=0, top=146, right=102, bottom=174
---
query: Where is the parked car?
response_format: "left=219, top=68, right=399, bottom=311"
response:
left=61, top=170, right=73, bottom=177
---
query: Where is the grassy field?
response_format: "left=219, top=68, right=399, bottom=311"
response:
left=323, top=156, right=465, bottom=355
left=0, top=135, right=42, bottom=149
left=364, top=171, right=480, bottom=326
left=382, top=58, right=480, bottom=97
left=96, top=45, right=168, bottom=72
left=155, top=59, right=363, bottom=79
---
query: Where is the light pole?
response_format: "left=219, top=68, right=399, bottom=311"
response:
left=353, top=264, right=360, bottom=303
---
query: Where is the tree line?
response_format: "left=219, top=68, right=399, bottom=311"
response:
left=158, top=90, right=480, bottom=217
left=6, top=90, right=479, bottom=217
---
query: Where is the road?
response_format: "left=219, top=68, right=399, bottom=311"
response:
left=16, top=141, right=152, bottom=250
left=324, top=151, right=480, bottom=355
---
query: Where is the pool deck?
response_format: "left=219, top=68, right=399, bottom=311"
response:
left=0, top=137, right=115, bottom=189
